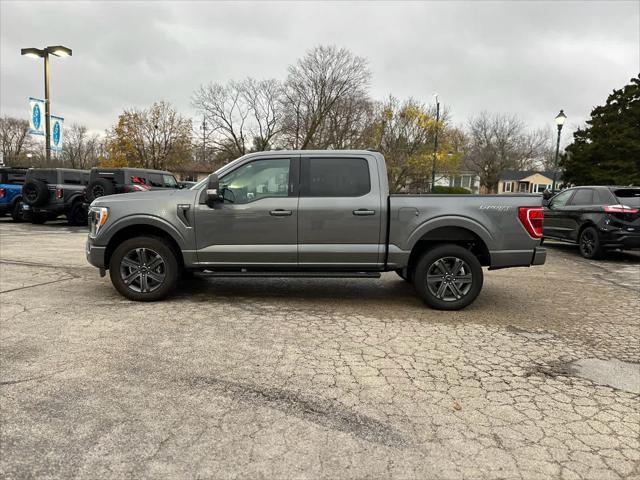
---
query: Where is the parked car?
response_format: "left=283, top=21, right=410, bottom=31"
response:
left=86, top=150, right=546, bottom=309
left=0, top=167, right=27, bottom=221
left=544, top=186, right=640, bottom=258
left=22, top=168, right=89, bottom=225
left=86, top=168, right=179, bottom=202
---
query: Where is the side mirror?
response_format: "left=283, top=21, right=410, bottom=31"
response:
left=205, top=174, right=222, bottom=207
left=542, top=199, right=550, bottom=207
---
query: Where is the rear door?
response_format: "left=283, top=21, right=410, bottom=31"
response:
left=297, top=155, right=382, bottom=267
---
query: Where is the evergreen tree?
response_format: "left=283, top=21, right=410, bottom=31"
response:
left=563, top=75, right=640, bottom=186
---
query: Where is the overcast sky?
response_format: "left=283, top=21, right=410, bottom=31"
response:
left=1, top=0, right=638, bottom=143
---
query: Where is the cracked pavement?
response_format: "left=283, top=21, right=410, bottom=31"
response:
left=0, top=219, right=639, bottom=479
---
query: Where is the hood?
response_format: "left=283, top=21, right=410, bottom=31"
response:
left=91, top=188, right=197, bottom=207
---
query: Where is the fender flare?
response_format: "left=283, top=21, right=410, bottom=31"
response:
left=405, top=215, right=495, bottom=252
left=100, top=214, right=189, bottom=250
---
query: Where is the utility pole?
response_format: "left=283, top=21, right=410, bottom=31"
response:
left=431, top=94, right=440, bottom=192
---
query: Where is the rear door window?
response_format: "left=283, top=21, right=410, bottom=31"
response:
left=568, top=189, right=593, bottom=206
left=62, top=171, right=82, bottom=185
left=613, top=189, right=640, bottom=207
left=301, top=157, right=371, bottom=197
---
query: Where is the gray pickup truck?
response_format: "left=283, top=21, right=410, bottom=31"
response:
left=86, top=150, right=546, bottom=309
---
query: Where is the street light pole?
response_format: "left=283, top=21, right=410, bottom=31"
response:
left=21, top=45, right=72, bottom=164
left=431, top=94, right=440, bottom=192
left=552, top=109, right=567, bottom=192
left=43, top=51, right=51, bottom=164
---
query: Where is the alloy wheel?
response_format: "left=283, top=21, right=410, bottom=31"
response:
left=426, top=256, right=473, bottom=302
left=120, top=247, right=166, bottom=293
left=580, top=229, right=596, bottom=257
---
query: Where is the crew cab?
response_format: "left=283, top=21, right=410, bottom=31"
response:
left=86, top=150, right=546, bottom=309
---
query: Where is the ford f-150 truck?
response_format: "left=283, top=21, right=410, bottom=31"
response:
left=86, top=150, right=546, bottom=309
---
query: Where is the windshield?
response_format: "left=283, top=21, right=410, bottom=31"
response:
left=614, top=188, right=640, bottom=207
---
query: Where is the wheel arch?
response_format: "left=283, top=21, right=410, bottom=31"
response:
left=408, top=225, right=491, bottom=270
left=104, top=222, right=185, bottom=271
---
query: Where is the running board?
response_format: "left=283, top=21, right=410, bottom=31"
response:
left=196, top=271, right=381, bottom=279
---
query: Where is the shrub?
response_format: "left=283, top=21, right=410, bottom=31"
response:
left=432, top=186, right=471, bottom=194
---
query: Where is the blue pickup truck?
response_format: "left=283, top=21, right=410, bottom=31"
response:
left=0, top=167, right=27, bottom=221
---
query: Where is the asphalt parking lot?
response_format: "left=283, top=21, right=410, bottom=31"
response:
left=1, top=218, right=639, bottom=480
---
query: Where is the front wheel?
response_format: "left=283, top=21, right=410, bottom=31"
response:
left=67, top=202, right=88, bottom=226
left=413, top=244, right=484, bottom=310
left=109, top=236, right=179, bottom=301
left=11, top=201, right=23, bottom=222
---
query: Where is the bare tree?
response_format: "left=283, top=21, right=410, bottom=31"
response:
left=465, top=112, right=546, bottom=193
left=193, top=78, right=284, bottom=158
left=62, top=124, right=101, bottom=169
left=0, top=117, right=35, bottom=165
left=281, top=45, right=371, bottom=149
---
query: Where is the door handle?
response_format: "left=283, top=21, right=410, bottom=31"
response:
left=353, top=209, right=375, bottom=216
left=269, top=209, right=292, bottom=217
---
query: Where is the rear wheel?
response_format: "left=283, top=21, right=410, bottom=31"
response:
left=87, top=178, right=116, bottom=202
left=67, top=202, right=88, bottom=226
left=109, top=236, right=179, bottom=301
left=578, top=226, right=603, bottom=259
left=413, top=244, right=483, bottom=310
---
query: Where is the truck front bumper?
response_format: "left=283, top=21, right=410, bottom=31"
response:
left=86, top=237, right=107, bottom=269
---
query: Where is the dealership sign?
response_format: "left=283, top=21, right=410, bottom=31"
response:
left=28, top=97, right=46, bottom=136
left=50, top=115, right=64, bottom=152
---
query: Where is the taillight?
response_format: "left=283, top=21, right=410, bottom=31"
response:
left=56, top=188, right=64, bottom=199
left=518, top=206, right=544, bottom=239
left=604, top=204, right=639, bottom=214
left=0, top=188, right=5, bottom=199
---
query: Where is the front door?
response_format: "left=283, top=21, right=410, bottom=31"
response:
left=297, top=155, right=383, bottom=268
left=194, top=156, right=299, bottom=267
left=544, top=189, right=575, bottom=240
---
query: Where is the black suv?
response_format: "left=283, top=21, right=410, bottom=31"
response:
left=21, top=168, right=90, bottom=225
left=86, top=168, right=179, bottom=202
left=544, top=186, right=640, bottom=258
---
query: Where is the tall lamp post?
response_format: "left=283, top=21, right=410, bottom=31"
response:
left=21, top=45, right=72, bottom=164
left=431, top=94, right=440, bottom=192
left=552, top=109, right=567, bottom=192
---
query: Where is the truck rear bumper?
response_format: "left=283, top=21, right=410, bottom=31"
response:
left=489, top=247, right=546, bottom=270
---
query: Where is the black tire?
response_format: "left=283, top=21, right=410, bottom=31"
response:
left=395, top=268, right=411, bottom=282
left=413, top=244, right=484, bottom=311
left=109, top=236, right=179, bottom=301
left=578, top=226, right=603, bottom=259
left=22, top=179, right=49, bottom=207
left=86, top=178, right=115, bottom=202
left=31, top=213, right=47, bottom=225
left=11, top=200, right=23, bottom=222
left=67, top=201, right=88, bottom=226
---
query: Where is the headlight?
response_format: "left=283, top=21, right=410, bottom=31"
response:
left=89, top=206, right=109, bottom=236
